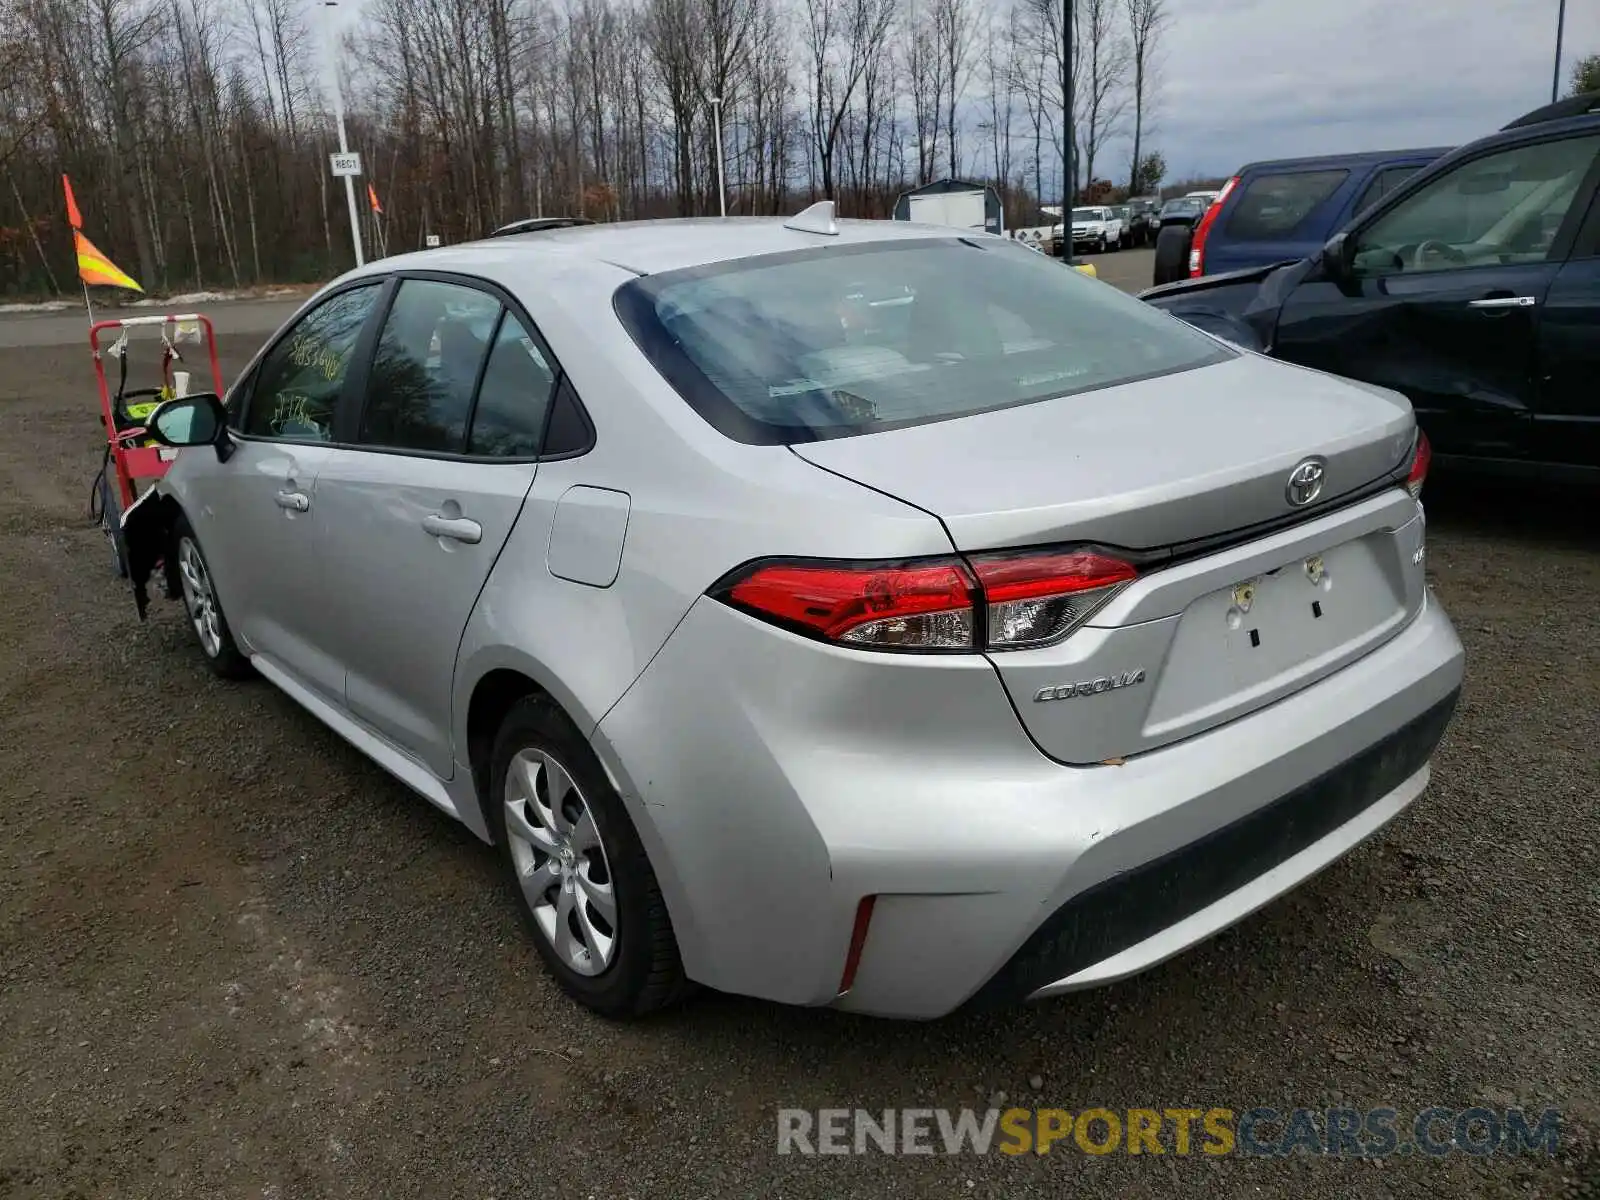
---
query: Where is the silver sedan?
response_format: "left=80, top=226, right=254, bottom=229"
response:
left=129, top=204, right=1463, bottom=1019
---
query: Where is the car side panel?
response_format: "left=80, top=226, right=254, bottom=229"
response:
left=1534, top=255, right=1600, bottom=469
left=447, top=257, right=957, bottom=833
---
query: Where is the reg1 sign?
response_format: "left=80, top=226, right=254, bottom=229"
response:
left=330, top=152, right=362, bottom=178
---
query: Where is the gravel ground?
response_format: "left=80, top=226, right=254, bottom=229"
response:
left=1, top=317, right=1596, bottom=1199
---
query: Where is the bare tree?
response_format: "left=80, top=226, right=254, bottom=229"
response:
left=1075, top=0, right=1127, bottom=192
left=930, top=0, right=974, bottom=177
left=805, top=0, right=895, bottom=199
left=1124, top=0, right=1164, bottom=192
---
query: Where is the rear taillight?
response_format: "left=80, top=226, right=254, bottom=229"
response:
left=1188, top=176, right=1239, bottom=278
left=716, top=548, right=1138, bottom=653
left=970, top=549, right=1138, bottom=649
left=1406, top=429, right=1432, bottom=499
left=725, top=559, right=978, bottom=650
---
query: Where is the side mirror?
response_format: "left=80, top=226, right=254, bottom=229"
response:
left=147, top=393, right=231, bottom=460
left=1320, top=231, right=1355, bottom=283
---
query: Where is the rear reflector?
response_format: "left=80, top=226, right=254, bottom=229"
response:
left=838, top=895, right=877, bottom=996
left=716, top=548, right=1139, bottom=653
left=1406, top=429, right=1432, bottom=500
left=1188, top=176, right=1239, bottom=278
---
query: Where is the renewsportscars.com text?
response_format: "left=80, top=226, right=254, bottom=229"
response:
left=776, top=1106, right=1561, bottom=1158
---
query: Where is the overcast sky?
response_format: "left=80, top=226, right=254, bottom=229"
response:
left=1151, top=0, right=1600, bottom=180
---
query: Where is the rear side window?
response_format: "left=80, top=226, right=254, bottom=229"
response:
left=466, top=313, right=559, bottom=458
left=360, top=279, right=500, bottom=452
left=1225, top=169, right=1349, bottom=240
left=1353, top=166, right=1424, bottom=217
left=614, top=238, right=1231, bottom=445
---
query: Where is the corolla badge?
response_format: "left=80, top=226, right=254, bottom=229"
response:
left=1285, top=457, right=1327, bottom=508
left=1034, top=670, right=1147, bottom=702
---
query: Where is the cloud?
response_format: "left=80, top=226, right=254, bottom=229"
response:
left=1140, top=0, right=1600, bottom=179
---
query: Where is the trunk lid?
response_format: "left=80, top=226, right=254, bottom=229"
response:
left=790, top=352, right=1414, bottom=553
left=793, top=353, right=1426, bottom=763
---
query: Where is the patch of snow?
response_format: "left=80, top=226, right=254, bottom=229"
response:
left=130, top=290, right=233, bottom=307
left=0, top=300, right=74, bottom=313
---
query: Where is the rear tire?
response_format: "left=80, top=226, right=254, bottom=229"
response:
left=1153, top=224, right=1194, bottom=286
left=489, top=696, right=690, bottom=1018
left=169, top=514, right=251, bottom=679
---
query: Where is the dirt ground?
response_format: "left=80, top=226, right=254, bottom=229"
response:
left=1, top=313, right=1597, bottom=1199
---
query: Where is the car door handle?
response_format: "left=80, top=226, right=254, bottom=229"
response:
left=1468, top=295, right=1537, bottom=310
left=274, top=490, right=310, bottom=512
left=421, top=514, right=482, bottom=544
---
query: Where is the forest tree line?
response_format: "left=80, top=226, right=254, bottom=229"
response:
left=0, top=0, right=1174, bottom=296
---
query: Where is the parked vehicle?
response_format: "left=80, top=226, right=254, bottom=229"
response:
left=1183, top=147, right=1449, bottom=279
left=1143, top=93, right=1600, bottom=478
left=1152, top=197, right=1213, bottom=284
left=1125, top=197, right=1161, bottom=246
left=1071, top=205, right=1124, bottom=252
left=126, top=202, right=1462, bottom=1021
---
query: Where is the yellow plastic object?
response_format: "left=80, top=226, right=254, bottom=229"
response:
left=1074, top=263, right=1098, bottom=278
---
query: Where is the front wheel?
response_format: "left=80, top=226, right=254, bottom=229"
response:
left=170, top=515, right=251, bottom=679
left=490, top=697, right=689, bottom=1018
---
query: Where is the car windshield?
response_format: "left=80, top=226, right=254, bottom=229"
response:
left=614, top=237, right=1232, bottom=444
left=1072, top=208, right=1106, bottom=221
left=1162, top=199, right=1204, bottom=216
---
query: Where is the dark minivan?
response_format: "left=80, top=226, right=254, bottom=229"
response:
left=1184, top=147, right=1450, bottom=279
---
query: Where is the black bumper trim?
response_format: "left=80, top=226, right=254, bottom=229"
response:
left=966, top=688, right=1460, bottom=1009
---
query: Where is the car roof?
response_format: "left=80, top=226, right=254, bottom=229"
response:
left=361, top=216, right=974, bottom=280
left=1233, top=147, right=1451, bottom=175
left=1502, top=91, right=1600, bottom=130
left=1390, top=107, right=1600, bottom=193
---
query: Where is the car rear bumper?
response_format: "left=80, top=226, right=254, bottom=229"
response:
left=592, top=588, right=1463, bottom=1019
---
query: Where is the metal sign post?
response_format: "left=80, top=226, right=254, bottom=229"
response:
left=710, top=95, right=728, bottom=217
left=322, top=1, right=364, bottom=268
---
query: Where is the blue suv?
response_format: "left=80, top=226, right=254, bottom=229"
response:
left=1183, top=147, right=1450, bottom=279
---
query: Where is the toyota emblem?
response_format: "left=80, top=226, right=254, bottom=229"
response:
left=1285, top=457, right=1327, bottom=507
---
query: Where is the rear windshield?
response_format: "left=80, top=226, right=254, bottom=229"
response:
left=1225, top=169, right=1350, bottom=240
left=613, top=237, right=1232, bottom=444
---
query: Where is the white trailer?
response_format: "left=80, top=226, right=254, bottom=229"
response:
left=892, top=179, right=1004, bottom=236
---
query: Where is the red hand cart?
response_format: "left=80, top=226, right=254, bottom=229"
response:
left=89, top=313, right=223, bottom=576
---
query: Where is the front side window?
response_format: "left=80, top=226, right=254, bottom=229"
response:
left=615, top=238, right=1232, bottom=444
left=243, top=284, right=380, bottom=441
left=1353, top=134, right=1600, bottom=275
left=359, top=279, right=501, bottom=452
left=1226, top=169, right=1349, bottom=240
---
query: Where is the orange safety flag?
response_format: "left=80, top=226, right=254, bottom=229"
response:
left=63, top=174, right=83, bottom=229
left=74, top=230, right=143, bottom=292
left=367, top=183, right=382, bottom=214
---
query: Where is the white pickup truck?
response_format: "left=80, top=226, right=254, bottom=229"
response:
left=1068, top=206, right=1124, bottom=253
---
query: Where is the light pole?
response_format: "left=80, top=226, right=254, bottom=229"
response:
left=323, top=1, right=364, bottom=267
left=709, top=95, right=728, bottom=217
left=1061, top=0, right=1075, bottom=265
left=1552, top=0, right=1567, bottom=103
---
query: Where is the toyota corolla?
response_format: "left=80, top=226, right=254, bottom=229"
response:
left=125, top=204, right=1463, bottom=1019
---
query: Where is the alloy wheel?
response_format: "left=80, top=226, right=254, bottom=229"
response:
left=503, top=748, right=619, bottom=976
left=176, top=537, right=222, bottom=658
